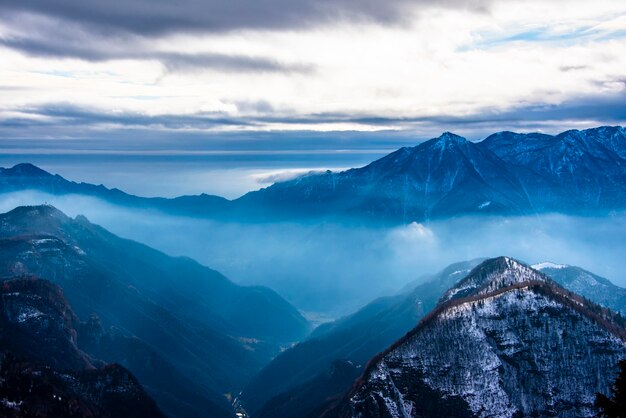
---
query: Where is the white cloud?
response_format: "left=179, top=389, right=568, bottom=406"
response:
left=388, top=222, right=436, bottom=247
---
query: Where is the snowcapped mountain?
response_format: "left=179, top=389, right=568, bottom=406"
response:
left=439, top=256, right=547, bottom=303
left=534, top=262, right=626, bottom=316
left=331, top=257, right=626, bottom=418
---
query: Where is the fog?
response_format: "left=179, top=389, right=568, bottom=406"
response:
left=2, top=190, right=626, bottom=317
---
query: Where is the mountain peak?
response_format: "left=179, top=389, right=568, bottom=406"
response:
left=0, top=205, right=73, bottom=237
left=6, top=204, right=67, bottom=219
left=434, top=131, right=468, bottom=146
left=3, top=163, right=53, bottom=177
left=440, top=256, right=546, bottom=303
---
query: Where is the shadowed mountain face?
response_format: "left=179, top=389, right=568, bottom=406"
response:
left=0, top=205, right=310, bottom=417
left=236, top=133, right=531, bottom=221
left=330, top=257, right=626, bottom=418
left=0, top=163, right=231, bottom=216
left=241, top=259, right=484, bottom=415
left=240, top=126, right=626, bottom=222
left=256, top=360, right=362, bottom=418
left=0, top=277, right=165, bottom=418
left=482, top=127, right=626, bottom=212
left=0, top=126, right=624, bottom=223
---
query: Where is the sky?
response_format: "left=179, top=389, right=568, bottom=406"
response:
left=1, top=0, right=626, bottom=195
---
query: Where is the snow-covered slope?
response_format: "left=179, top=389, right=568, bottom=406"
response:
left=242, top=259, right=484, bottom=416
left=440, top=256, right=547, bottom=303
left=535, top=262, right=626, bottom=316
left=338, top=257, right=626, bottom=418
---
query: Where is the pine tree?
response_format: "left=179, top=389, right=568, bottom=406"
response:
left=596, top=359, right=626, bottom=417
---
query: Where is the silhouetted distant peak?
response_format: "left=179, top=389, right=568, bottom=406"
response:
left=483, top=130, right=552, bottom=143
left=3, top=163, right=52, bottom=177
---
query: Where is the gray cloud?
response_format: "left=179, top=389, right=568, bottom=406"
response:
left=559, top=65, right=588, bottom=72
left=158, top=52, right=314, bottom=74
left=265, top=90, right=626, bottom=128
left=0, top=104, right=253, bottom=134
left=4, top=0, right=587, bottom=79
left=0, top=0, right=494, bottom=68
left=0, top=90, right=624, bottom=145
left=0, top=31, right=313, bottom=74
left=1, top=0, right=490, bottom=36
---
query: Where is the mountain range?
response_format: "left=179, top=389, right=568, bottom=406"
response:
left=0, top=205, right=310, bottom=417
left=1, top=125, right=624, bottom=223
left=2, top=207, right=625, bottom=417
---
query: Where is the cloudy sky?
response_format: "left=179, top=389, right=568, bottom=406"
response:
left=0, top=0, right=625, bottom=153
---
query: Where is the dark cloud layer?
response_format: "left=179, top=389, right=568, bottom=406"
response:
left=2, top=0, right=489, bottom=36
left=0, top=29, right=313, bottom=74
left=1, top=104, right=251, bottom=130
left=0, top=90, right=624, bottom=146
left=0, top=0, right=494, bottom=68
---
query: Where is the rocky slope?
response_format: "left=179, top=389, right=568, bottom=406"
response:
left=0, top=277, right=165, bottom=418
left=331, top=257, right=626, bottom=417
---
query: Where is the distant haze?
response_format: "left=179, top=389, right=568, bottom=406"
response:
left=1, top=190, right=625, bottom=316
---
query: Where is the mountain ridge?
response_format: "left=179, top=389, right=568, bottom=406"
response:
left=1, top=125, right=624, bottom=223
left=0, top=204, right=310, bottom=417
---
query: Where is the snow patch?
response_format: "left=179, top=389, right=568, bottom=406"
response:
left=17, top=307, right=43, bottom=323
left=31, top=238, right=56, bottom=245
left=1, top=398, right=22, bottom=410
left=532, top=262, right=568, bottom=270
